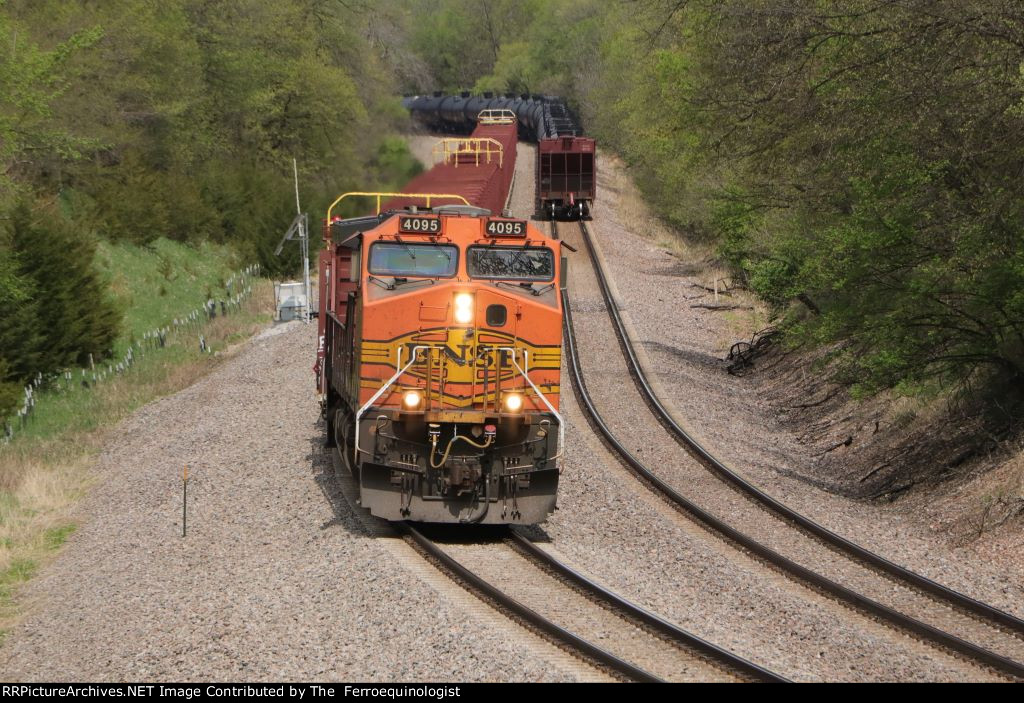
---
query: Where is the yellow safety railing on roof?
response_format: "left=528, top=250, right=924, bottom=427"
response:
left=478, top=109, right=516, bottom=125
left=326, top=191, right=471, bottom=222
left=431, top=137, right=504, bottom=168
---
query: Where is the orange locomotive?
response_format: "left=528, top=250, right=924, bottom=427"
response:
left=316, top=115, right=567, bottom=524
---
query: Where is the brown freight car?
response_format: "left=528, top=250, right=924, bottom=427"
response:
left=536, top=136, right=596, bottom=220
left=381, top=111, right=518, bottom=216
left=403, top=94, right=598, bottom=221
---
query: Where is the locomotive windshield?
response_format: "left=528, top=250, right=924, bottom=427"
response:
left=467, top=246, right=555, bottom=281
left=369, top=242, right=458, bottom=278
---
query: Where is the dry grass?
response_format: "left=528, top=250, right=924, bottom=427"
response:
left=597, top=152, right=716, bottom=267
left=0, top=280, right=274, bottom=638
left=947, top=446, right=1024, bottom=543
left=883, top=393, right=950, bottom=430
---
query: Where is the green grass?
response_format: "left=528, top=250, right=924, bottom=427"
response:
left=42, top=524, right=75, bottom=550
left=5, top=301, right=271, bottom=447
left=9, top=239, right=253, bottom=445
left=0, top=557, right=38, bottom=636
left=97, top=237, right=245, bottom=356
left=0, top=558, right=38, bottom=596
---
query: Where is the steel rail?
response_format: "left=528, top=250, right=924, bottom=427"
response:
left=397, top=523, right=662, bottom=682
left=507, top=532, right=789, bottom=682
left=558, top=255, right=1024, bottom=679
left=567, top=218, right=1024, bottom=639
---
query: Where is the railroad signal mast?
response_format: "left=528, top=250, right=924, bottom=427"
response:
left=274, top=159, right=312, bottom=322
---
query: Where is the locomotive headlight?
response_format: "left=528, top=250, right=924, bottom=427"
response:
left=403, top=390, right=422, bottom=409
left=503, top=393, right=523, bottom=413
left=454, top=293, right=474, bottom=324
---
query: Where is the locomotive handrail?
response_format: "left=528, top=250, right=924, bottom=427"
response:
left=326, top=191, right=471, bottom=222
left=496, top=346, right=565, bottom=462
left=355, top=343, right=563, bottom=466
left=431, top=137, right=504, bottom=168
left=353, top=344, right=431, bottom=464
left=477, top=108, right=516, bottom=125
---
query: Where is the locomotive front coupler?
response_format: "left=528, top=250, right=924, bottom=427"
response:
left=367, top=415, right=496, bottom=475
left=365, top=409, right=557, bottom=476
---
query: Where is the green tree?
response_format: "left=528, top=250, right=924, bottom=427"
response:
left=0, top=357, right=22, bottom=419
left=8, top=202, right=120, bottom=371
left=0, top=240, right=42, bottom=384
left=0, top=0, right=430, bottom=392
left=672, top=1, right=1024, bottom=394
left=400, top=0, right=1024, bottom=400
left=0, top=2, right=101, bottom=203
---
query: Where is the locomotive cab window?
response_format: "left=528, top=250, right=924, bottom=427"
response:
left=369, top=242, right=458, bottom=278
left=467, top=246, right=555, bottom=281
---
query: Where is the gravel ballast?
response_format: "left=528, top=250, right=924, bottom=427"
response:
left=0, top=322, right=576, bottom=681
left=580, top=153, right=1024, bottom=623
left=557, top=217, right=1024, bottom=667
left=2, top=137, right=1016, bottom=682
left=504, top=143, right=1003, bottom=681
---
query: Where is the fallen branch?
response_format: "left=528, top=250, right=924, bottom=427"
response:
left=820, top=435, right=852, bottom=455
left=859, top=461, right=890, bottom=483
left=789, top=386, right=842, bottom=409
left=691, top=303, right=754, bottom=311
left=690, top=282, right=733, bottom=296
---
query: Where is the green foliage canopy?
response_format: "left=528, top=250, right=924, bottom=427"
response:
left=398, top=0, right=1024, bottom=397
left=0, top=0, right=424, bottom=409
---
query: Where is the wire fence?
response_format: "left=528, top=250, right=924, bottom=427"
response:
left=2, top=264, right=262, bottom=446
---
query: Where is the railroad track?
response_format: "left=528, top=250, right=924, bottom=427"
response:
left=398, top=522, right=787, bottom=683
left=553, top=218, right=1024, bottom=680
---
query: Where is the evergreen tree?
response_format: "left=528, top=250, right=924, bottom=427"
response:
left=0, top=239, right=42, bottom=383
left=8, top=202, right=120, bottom=371
left=0, top=357, right=23, bottom=419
